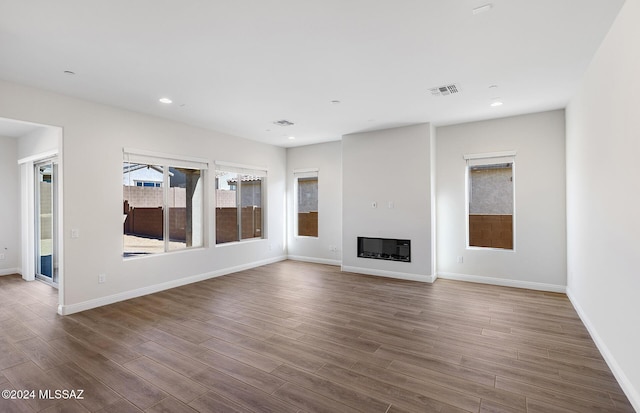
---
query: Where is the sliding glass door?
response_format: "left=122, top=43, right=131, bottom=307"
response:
left=35, top=160, right=58, bottom=286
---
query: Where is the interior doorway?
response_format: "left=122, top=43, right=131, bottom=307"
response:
left=1, top=115, right=64, bottom=313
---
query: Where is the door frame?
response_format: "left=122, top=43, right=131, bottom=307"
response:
left=18, top=147, right=64, bottom=313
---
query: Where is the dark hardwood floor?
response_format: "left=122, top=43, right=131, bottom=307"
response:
left=0, top=261, right=634, bottom=412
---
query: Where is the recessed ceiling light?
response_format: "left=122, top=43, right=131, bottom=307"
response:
left=288, top=136, right=296, bottom=140
left=472, top=4, right=493, bottom=15
left=491, top=101, right=503, bottom=107
left=159, top=97, right=172, bottom=104
left=63, top=70, right=75, bottom=75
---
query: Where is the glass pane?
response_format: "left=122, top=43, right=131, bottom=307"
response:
left=123, top=162, right=164, bottom=257
left=168, top=167, right=203, bottom=250
left=468, top=163, right=513, bottom=249
left=37, top=164, right=53, bottom=277
left=215, top=171, right=239, bottom=244
left=240, top=175, right=263, bottom=239
left=297, top=176, right=318, bottom=237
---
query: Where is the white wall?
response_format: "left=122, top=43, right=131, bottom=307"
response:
left=436, top=110, right=566, bottom=291
left=342, top=124, right=434, bottom=281
left=0, top=136, right=20, bottom=275
left=18, top=126, right=59, bottom=159
left=0, top=80, right=286, bottom=314
left=566, top=0, right=640, bottom=408
left=286, top=141, right=342, bottom=265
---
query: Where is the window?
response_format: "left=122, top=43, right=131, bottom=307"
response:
left=135, top=181, right=162, bottom=187
left=123, top=149, right=207, bottom=257
left=465, top=152, right=515, bottom=250
left=295, top=169, right=318, bottom=237
left=215, top=162, right=266, bottom=244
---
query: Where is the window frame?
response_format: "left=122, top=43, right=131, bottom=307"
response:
left=293, top=168, right=319, bottom=238
left=123, top=148, right=208, bottom=259
left=464, top=151, right=516, bottom=252
left=214, top=161, right=267, bottom=245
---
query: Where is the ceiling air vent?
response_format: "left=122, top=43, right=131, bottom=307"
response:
left=429, top=83, right=461, bottom=96
left=273, top=119, right=295, bottom=127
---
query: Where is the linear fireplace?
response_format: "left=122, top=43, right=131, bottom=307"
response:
left=357, top=237, right=411, bottom=262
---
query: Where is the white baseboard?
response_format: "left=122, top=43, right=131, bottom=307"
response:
left=437, top=272, right=566, bottom=293
left=57, top=256, right=287, bottom=316
left=341, top=265, right=435, bottom=283
left=0, top=268, right=21, bottom=276
left=287, top=255, right=341, bottom=266
left=566, top=288, right=640, bottom=412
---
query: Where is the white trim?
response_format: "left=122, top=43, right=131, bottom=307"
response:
left=55, top=142, right=65, bottom=309
left=293, top=168, right=319, bottom=174
left=0, top=268, right=21, bottom=276
left=17, top=149, right=58, bottom=165
left=287, top=255, right=341, bottom=266
left=214, top=238, right=265, bottom=248
left=466, top=246, right=516, bottom=253
left=463, top=150, right=517, bottom=160
left=215, top=160, right=268, bottom=175
left=566, top=288, right=640, bottom=412
left=437, top=271, right=566, bottom=293
left=20, top=160, right=35, bottom=282
left=57, top=256, right=286, bottom=315
left=123, top=246, right=208, bottom=262
left=341, top=265, right=435, bottom=283
left=123, top=147, right=209, bottom=167
left=294, top=170, right=319, bottom=179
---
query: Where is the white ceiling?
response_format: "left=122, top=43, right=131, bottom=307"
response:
left=0, top=0, right=624, bottom=147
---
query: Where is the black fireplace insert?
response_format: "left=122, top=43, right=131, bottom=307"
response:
left=357, top=237, right=411, bottom=262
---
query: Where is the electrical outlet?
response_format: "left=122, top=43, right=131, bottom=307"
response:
left=0, top=253, right=5, bottom=261
left=98, top=273, right=106, bottom=284
left=71, top=229, right=80, bottom=239
left=456, top=256, right=464, bottom=264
